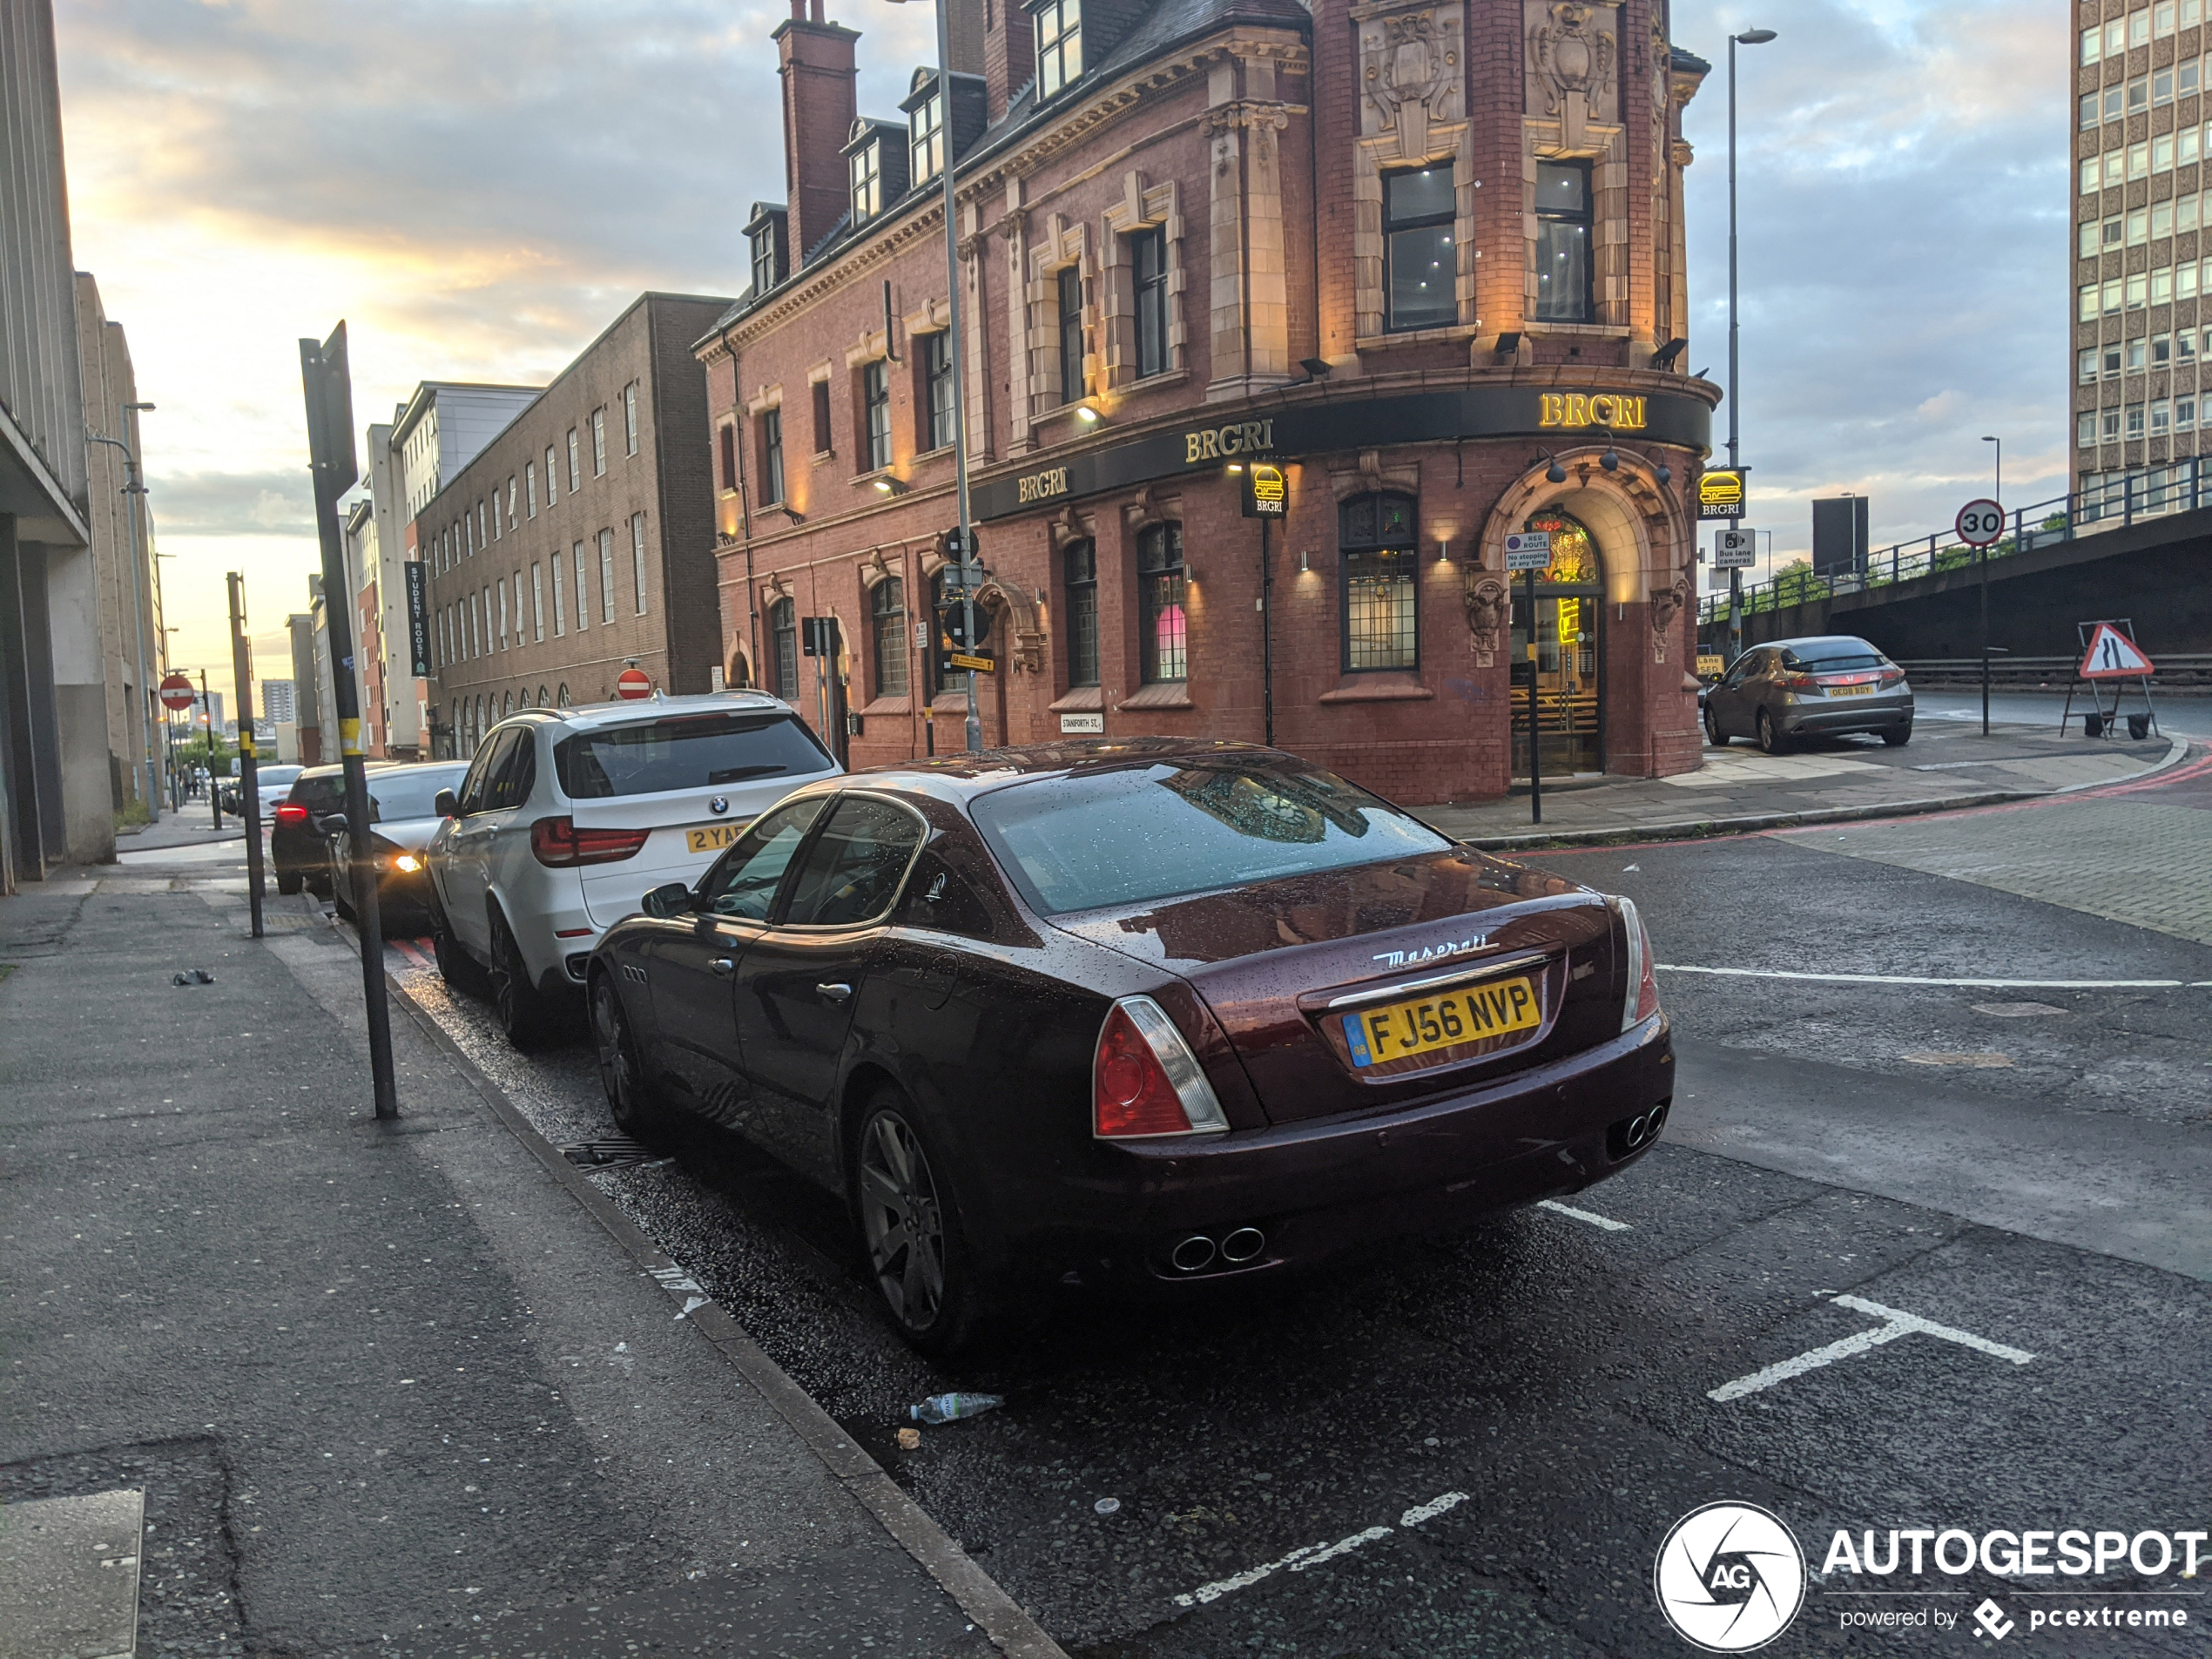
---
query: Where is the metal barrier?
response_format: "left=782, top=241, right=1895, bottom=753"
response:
left=1696, top=459, right=2208, bottom=627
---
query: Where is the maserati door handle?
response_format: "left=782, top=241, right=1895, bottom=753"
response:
left=816, top=981, right=853, bottom=1003
left=710, top=957, right=735, bottom=977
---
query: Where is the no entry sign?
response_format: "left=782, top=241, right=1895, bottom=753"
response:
left=615, top=666, right=653, bottom=699
left=159, top=672, right=196, bottom=711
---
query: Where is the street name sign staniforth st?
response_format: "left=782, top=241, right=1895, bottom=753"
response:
left=1955, top=498, right=2005, bottom=548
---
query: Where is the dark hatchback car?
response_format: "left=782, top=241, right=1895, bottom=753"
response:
left=1703, top=635, right=1913, bottom=752
left=327, top=760, right=472, bottom=935
left=588, top=739, right=1671, bottom=1353
left=271, top=763, right=390, bottom=895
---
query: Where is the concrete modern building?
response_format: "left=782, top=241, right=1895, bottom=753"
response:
left=421, top=293, right=732, bottom=757
left=702, top=0, right=1715, bottom=799
left=2, top=0, right=112, bottom=884
left=76, top=273, right=164, bottom=817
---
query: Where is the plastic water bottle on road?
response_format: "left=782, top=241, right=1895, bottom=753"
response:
left=910, top=1392, right=1005, bottom=1425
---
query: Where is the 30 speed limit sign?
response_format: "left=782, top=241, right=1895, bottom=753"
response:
left=1955, top=498, right=2005, bottom=548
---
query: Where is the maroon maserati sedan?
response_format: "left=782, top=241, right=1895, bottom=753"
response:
left=586, top=739, right=1670, bottom=1352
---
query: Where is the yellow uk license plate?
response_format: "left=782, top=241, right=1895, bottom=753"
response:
left=1343, top=975, right=1541, bottom=1068
left=1828, top=683, right=1875, bottom=697
left=685, top=822, right=745, bottom=853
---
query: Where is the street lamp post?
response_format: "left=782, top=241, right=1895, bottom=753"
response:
left=85, top=401, right=159, bottom=816
left=1726, top=26, right=1777, bottom=664
left=887, top=0, right=982, bottom=752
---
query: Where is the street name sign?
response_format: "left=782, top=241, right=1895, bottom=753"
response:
left=1059, top=711, right=1104, bottom=734
left=1956, top=499, right=2005, bottom=548
left=2078, top=623, right=2155, bottom=679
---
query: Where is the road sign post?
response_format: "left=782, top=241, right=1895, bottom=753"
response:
left=300, top=322, right=398, bottom=1122
left=1505, top=536, right=1550, bottom=825
left=1956, top=498, right=2005, bottom=735
left=226, top=571, right=266, bottom=940
left=2060, top=619, right=2160, bottom=740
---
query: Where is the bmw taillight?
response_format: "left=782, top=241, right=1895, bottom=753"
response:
left=1092, top=996, right=1231, bottom=1140
left=1611, top=896, right=1662, bottom=1032
left=274, top=803, right=307, bottom=824
left=529, top=816, right=650, bottom=867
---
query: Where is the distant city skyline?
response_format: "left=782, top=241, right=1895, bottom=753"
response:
left=51, top=0, right=2063, bottom=711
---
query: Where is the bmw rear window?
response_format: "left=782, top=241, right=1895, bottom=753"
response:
left=971, top=759, right=1452, bottom=914
left=553, top=712, right=833, bottom=800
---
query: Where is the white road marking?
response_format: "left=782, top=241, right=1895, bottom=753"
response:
left=1709, top=1292, right=2034, bottom=1403
left=1657, top=964, right=2212, bottom=989
left=1537, top=1198, right=1632, bottom=1231
left=1170, top=1489, right=1467, bottom=1608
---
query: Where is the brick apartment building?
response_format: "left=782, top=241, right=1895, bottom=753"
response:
left=421, top=293, right=733, bottom=756
left=2071, top=0, right=2212, bottom=514
left=698, top=0, right=1718, bottom=799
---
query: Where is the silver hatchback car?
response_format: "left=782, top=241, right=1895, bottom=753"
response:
left=1704, top=636, right=1913, bottom=752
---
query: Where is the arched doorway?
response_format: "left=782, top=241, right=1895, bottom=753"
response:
left=1512, top=510, right=1605, bottom=775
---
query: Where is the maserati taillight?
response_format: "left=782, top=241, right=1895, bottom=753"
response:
left=1612, top=896, right=1662, bottom=1031
left=1092, top=996, right=1231, bottom=1140
left=529, top=816, right=650, bottom=867
left=274, top=803, right=308, bottom=824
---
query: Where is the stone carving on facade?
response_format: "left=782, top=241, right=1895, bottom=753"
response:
left=1648, top=570, right=1689, bottom=662
left=1357, top=3, right=1462, bottom=156
left=977, top=581, right=1046, bottom=674
left=1331, top=448, right=1422, bottom=502
left=1463, top=574, right=1510, bottom=667
left=1527, top=1, right=1618, bottom=152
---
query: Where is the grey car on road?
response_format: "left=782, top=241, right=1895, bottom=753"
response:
left=1704, top=635, right=1913, bottom=752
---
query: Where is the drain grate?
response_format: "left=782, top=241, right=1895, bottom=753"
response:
left=559, top=1137, right=667, bottom=1171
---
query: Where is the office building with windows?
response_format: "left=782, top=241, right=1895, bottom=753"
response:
left=702, top=0, right=1716, bottom=798
left=2072, top=0, right=2212, bottom=512
left=419, top=293, right=731, bottom=758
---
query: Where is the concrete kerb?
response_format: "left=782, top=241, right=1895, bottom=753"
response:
left=1460, top=734, right=2192, bottom=854
left=381, top=971, right=1072, bottom=1659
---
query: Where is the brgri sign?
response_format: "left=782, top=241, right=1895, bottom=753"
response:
left=969, top=385, right=1712, bottom=521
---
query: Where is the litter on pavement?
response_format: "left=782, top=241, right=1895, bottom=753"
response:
left=896, top=1427, right=921, bottom=1451
left=171, top=968, right=216, bottom=986
left=910, top=1392, right=1005, bottom=1425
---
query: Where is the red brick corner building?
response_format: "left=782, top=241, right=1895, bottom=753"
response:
left=700, top=0, right=1716, bottom=801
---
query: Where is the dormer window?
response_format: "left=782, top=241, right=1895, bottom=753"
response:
left=911, top=84, right=944, bottom=185
left=851, top=139, right=883, bottom=224
left=1035, top=0, right=1082, bottom=99
left=745, top=204, right=786, bottom=297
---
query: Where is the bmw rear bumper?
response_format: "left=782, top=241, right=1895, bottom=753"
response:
left=985, top=1015, right=1675, bottom=1289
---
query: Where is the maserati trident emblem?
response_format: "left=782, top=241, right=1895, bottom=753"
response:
left=709, top=796, right=730, bottom=815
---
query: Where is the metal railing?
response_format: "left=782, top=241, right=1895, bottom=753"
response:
left=1696, top=458, right=2209, bottom=627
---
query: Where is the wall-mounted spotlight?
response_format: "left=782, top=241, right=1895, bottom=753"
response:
left=1493, top=331, right=1522, bottom=362
left=1076, top=406, right=1103, bottom=424
left=1650, top=337, right=1689, bottom=370
left=1299, top=357, right=1332, bottom=379
left=1438, top=538, right=1451, bottom=563
left=1225, top=462, right=1244, bottom=474
left=1537, top=448, right=1567, bottom=484
left=872, top=476, right=910, bottom=495
left=1601, top=445, right=1621, bottom=472
left=1298, top=549, right=1311, bottom=574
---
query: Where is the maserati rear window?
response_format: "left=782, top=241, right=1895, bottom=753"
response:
left=972, top=760, right=1451, bottom=914
left=554, top=712, right=833, bottom=799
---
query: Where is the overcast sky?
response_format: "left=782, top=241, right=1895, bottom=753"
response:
left=52, top=0, right=2063, bottom=708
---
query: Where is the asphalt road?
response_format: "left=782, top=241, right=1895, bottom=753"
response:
left=343, top=753, right=2212, bottom=1658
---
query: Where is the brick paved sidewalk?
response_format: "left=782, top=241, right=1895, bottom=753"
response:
left=1416, top=723, right=2182, bottom=850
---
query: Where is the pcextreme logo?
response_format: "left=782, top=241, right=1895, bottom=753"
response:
left=1655, top=1502, right=1808, bottom=1652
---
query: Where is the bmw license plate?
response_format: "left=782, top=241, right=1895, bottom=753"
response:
left=1343, top=975, right=1540, bottom=1068
left=685, top=822, right=745, bottom=853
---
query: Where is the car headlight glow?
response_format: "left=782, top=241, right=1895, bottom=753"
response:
left=391, top=853, right=423, bottom=873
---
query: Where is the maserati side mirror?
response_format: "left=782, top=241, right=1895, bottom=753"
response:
left=433, top=788, right=459, bottom=818
left=642, top=881, right=695, bottom=920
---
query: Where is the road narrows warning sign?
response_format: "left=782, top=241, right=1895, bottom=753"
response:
left=2078, top=623, right=2155, bottom=680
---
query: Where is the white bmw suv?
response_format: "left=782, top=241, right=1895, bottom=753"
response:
left=424, top=691, right=841, bottom=1047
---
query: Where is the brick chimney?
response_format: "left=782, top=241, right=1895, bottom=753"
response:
left=774, top=0, right=860, bottom=265
left=982, top=0, right=1033, bottom=123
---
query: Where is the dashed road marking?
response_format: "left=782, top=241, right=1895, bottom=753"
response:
left=1657, top=965, right=2212, bottom=989
left=1171, top=1490, right=1468, bottom=1608
left=1537, top=1198, right=1631, bottom=1231
left=1708, top=1292, right=2034, bottom=1404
